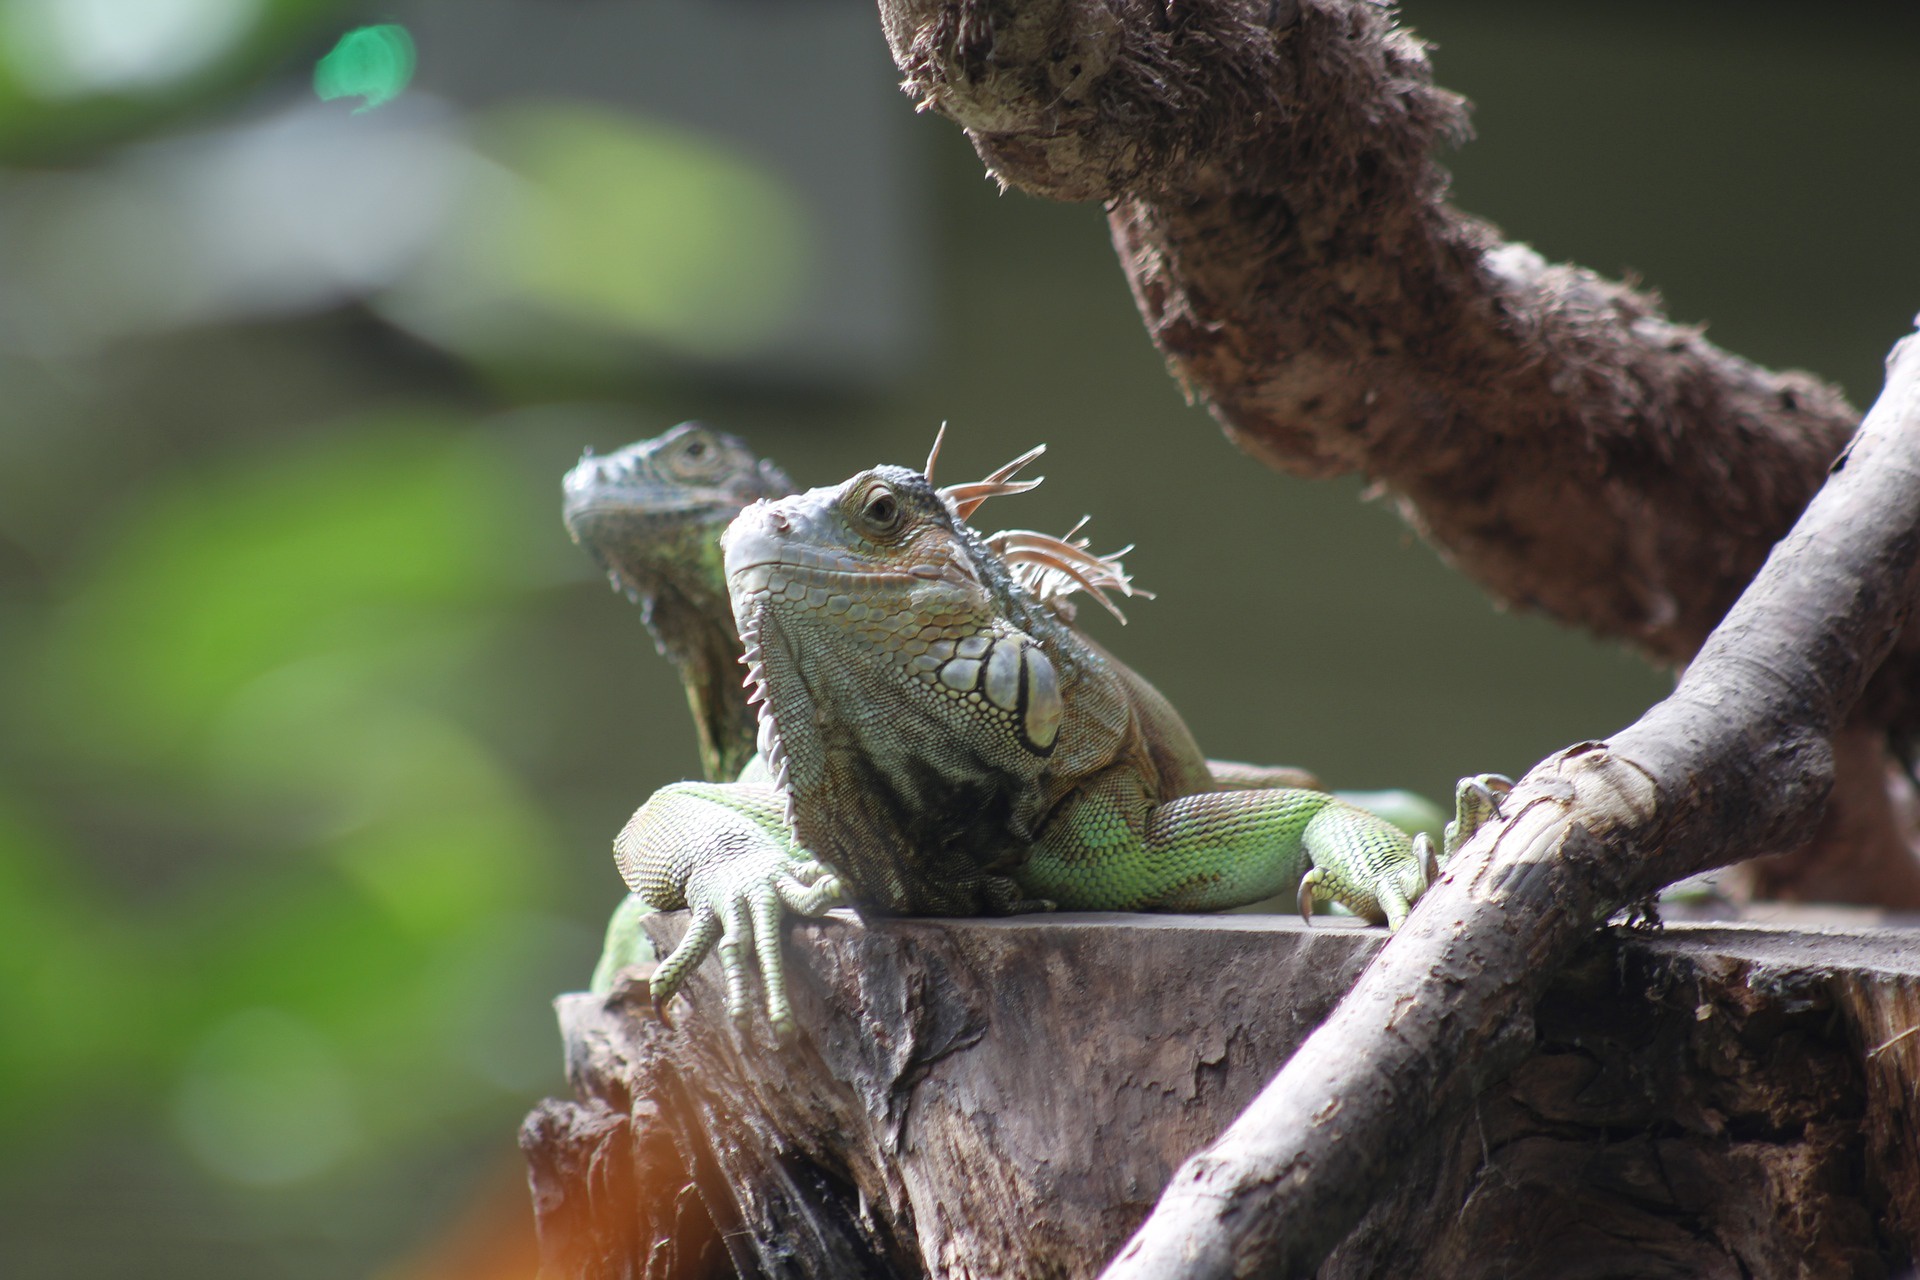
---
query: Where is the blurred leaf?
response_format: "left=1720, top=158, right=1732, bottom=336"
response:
left=0, top=795, right=162, bottom=1134
left=28, top=419, right=547, bottom=767
left=1, top=415, right=579, bottom=1173
left=0, top=0, right=352, bottom=162
left=172, top=1006, right=362, bottom=1184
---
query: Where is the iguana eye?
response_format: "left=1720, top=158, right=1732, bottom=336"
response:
left=667, top=429, right=727, bottom=481
left=861, top=488, right=900, bottom=531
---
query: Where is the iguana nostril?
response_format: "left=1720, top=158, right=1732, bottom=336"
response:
left=770, top=511, right=791, bottom=533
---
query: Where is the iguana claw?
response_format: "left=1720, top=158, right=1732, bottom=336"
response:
left=1414, top=831, right=1440, bottom=886
left=1443, top=773, right=1514, bottom=864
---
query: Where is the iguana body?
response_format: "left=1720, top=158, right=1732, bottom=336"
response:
left=614, top=454, right=1507, bottom=1034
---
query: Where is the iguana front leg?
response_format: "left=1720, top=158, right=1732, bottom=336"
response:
left=1019, top=778, right=1364, bottom=912
left=1019, top=773, right=1510, bottom=928
left=1299, top=772, right=1512, bottom=926
left=611, top=781, right=844, bottom=1038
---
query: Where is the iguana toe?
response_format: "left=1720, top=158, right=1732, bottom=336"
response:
left=1443, top=772, right=1515, bottom=862
left=1297, top=868, right=1322, bottom=926
left=718, top=898, right=759, bottom=1030
left=650, top=905, right=723, bottom=1015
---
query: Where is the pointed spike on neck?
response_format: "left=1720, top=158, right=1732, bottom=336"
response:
left=945, top=478, right=1046, bottom=521
left=979, top=443, right=1046, bottom=486
left=925, top=421, right=949, bottom=481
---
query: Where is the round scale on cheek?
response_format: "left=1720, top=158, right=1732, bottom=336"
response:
left=939, top=658, right=984, bottom=690
left=982, top=640, right=1022, bottom=712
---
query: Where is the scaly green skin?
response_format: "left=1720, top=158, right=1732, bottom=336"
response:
left=566, top=424, right=1361, bottom=798
left=614, top=457, right=1508, bottom=1036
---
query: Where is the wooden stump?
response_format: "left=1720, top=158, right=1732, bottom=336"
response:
left=524, top=910, right=1920, bottom=1278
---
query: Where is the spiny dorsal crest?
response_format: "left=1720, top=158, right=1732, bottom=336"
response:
left=985, top=517, right=1151, bottom=624
left=926, top=422, right=1046, bottom=521
left=928, top=426, right=1149, bottom=623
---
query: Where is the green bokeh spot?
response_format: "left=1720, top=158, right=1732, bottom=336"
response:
left=314, top=24, right=416, bottom=114
left=481, top=105, right=812, bottom=358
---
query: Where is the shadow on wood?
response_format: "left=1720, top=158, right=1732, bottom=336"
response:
left=525, top=909, right=1920, bottom=1278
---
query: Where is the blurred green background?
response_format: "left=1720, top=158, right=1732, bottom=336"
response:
left=0, top=1, right=1913, bottom=1276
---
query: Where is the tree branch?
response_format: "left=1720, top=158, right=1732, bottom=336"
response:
left=879, top=0, right=1857, bottom=662
left=875, top=0, right=1920, bottom=902
left=1102, top=321, right=1920, bottom=1276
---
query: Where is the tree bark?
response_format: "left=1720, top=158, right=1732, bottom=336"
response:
left=1102, top=324, right=1920, bottom=1275
left=871, top=0, right=1920, bottom=903
left=528, top=910, right=1920, bottom=1278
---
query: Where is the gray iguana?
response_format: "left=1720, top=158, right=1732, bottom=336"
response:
left=608, top=443, right=1508, bottom=1035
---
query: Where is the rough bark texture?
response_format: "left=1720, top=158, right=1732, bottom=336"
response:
left=527, top=911, right=1920, bottom=1278
left=873, top=0, right=1920, bottom=903
left=1102, top=327, right=1920, bottom=1275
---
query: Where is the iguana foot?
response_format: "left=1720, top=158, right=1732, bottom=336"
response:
left=1298, top=804, right=1460, bottom=932
left=1296, top=801, right=1427, bottom=930
left=649, top=856, right=846, bottom=1042
left=1443, top=774, right=1513, bottom=863
left=980, top=873, right=1055, bottom=916
left=1299, top=774, right=1515, bottom=930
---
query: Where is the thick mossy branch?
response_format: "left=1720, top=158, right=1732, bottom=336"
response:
left=1103, top=328, right=1920, bottom=1277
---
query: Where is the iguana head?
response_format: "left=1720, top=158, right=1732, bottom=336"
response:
left=563, top=422, right=793, bottom=781
left=564, top=422, right=792, bottom=610
left=720, top=451, right=1141, bottom=913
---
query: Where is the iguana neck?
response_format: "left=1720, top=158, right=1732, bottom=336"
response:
left=642, top=577, right=755, bottom=784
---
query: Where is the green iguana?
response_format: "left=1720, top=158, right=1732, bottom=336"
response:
left=566, top=426, right=1450, bottom=992
left=611, top=445, right=1509, bottom=1036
